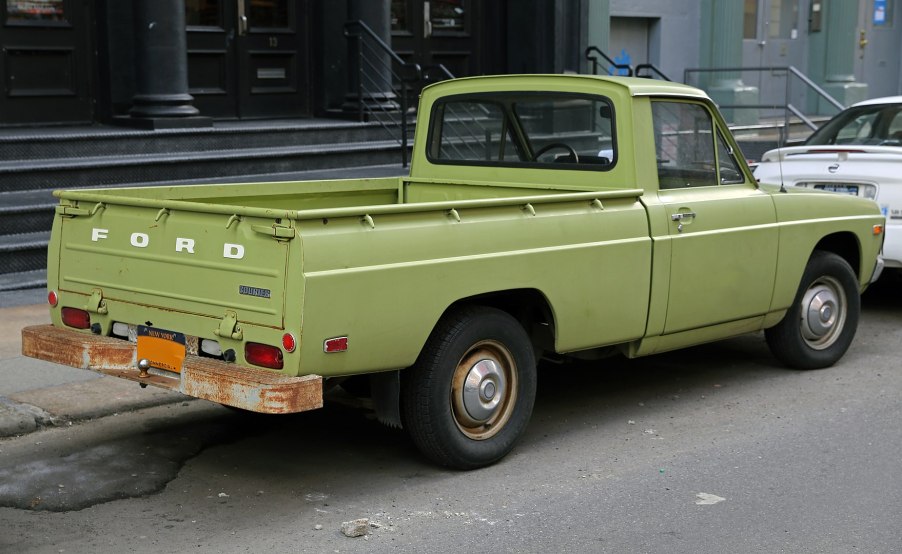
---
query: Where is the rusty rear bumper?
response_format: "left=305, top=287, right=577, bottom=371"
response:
left=21, top=325, right=323, bottom=414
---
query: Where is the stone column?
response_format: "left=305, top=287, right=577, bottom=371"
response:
left=821, top=0, right=868, bottom=109
left=701, top=0, right=759, bottom=124
left=343, top=0, right=398, bottom=116
left=126, top=0, right=210, bottom=128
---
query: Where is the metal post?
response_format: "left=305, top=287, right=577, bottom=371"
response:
left=783, top=71, right=792, bottom=147
left=400, top=83, right=409, bottom=168
left=356, top=37, right=365, bottom=122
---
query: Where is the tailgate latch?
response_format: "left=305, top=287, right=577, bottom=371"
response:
left=252, top=222, right=295, bottom=240
left=214, top=310, right=243, bottom=340
left=85, top=288, right=108, bottom=315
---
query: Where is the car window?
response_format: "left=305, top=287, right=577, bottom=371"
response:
left=428, top=93, right=617, bottom=170
left=807, top=103, right=902, bottom=146
left=717, top=130, right=745, bottom=184
left=888, top=111, right=902, bottom=142
left=431, top=101, right=521, bottom=162
left=834, top=112, right=878, bottom=143
left=652, top=100, right=718, bottom=189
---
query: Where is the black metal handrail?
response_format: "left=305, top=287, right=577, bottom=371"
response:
left=635, top=63, right=671, bottom=81
left=585, top=46, right=633, bottom=76
left=683, top=65, right=845, bottom=144
left=344, top=20, right=422, bottom=167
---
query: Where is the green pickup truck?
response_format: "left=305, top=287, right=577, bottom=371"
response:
left=23, top=75, right=885, bottom=469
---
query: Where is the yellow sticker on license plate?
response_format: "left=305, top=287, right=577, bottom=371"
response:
left=137, top=325, right=186, bottom=373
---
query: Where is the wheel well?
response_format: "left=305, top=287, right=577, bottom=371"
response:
left=446, top=289, right=556, bottom=351
left=813, top=232, right=861, bottom=277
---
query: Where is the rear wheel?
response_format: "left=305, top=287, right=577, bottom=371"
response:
left=401, top=306, right=537, bottom=469
left=765, top=251, right=860, bottom=369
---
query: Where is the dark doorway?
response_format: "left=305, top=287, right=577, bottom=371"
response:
left=0, top=0, right=93, bottom=125
left=390, top=0, right=484, bottom=78
left=186, top=0, right=310, bottom=119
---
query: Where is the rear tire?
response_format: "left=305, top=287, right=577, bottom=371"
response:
left=765, top=251, right=860, bottom=369
left=401, top=306, right=537, bottom=469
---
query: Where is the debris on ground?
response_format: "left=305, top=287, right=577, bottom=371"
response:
left=340, top=518, right=370, bottom=538
left=695, top=492, right=726, bottom=505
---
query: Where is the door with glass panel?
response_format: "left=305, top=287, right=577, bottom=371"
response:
left=0, top=0, right=92, bottom=124
left=390, top=0, right=483, bottom=78
left=740, top=0, right=806, bottom=109
left=186, top=0, right=309, bottom=118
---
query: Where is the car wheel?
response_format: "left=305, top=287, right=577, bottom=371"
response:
left=765, top=251, right=860, bottom=369
left=401, top=306, right=537, bottom=469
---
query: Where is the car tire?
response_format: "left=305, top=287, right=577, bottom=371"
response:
left=401, top=306, right=537, bottom=469
left=765, top=251, right=860, bottom=369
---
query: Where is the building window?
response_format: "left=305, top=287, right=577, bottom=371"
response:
left=6, top=0, right=64, bottom=23
left=874, top=0, right=894, bottom=27
left=431, top=0, right=466, bottom=33
left=391, top=0, right=410, bottom=32
left=743, top=0, right=758, bottom=39
left=186, top=0, right=220, bottom=27
left=768, top=0, right=799, bottom=39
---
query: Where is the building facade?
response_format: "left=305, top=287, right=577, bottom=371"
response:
left=0, top=0, right=899, bottom=128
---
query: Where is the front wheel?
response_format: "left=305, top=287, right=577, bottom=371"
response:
left=401, top=306, right=537, bottom=469
left=765, top=251, right=860, bottom=369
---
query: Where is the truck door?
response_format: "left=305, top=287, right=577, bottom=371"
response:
left=651, top=99, right=778, bottom=334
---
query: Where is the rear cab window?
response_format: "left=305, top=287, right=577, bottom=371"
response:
left=427, top=92, right=617, bottom=171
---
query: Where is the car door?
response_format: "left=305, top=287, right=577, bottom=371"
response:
left=652, top=99, right=779, bottom=334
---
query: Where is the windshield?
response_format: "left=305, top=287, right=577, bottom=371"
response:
left=805, top=103, right=902, bottom=146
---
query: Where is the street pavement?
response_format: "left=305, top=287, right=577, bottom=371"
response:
left=0, top=274, right=899, bottom=552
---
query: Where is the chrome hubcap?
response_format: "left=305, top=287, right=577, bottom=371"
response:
left=462, top=359, right=506, bottom=422
left=451, top=340, right=518, bottom=440
left=800, top=277, right=846, bottom=350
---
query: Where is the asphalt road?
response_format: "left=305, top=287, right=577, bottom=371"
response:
left=1, top=275, right=901, bottom=553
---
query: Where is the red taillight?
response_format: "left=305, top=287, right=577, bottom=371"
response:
left=282, top=333, right=297, bottom=353
left=324, top=336, right=348, bottom=353
left=61, top=307, right=91, bottom=329
left=245, top=342, right=283, bottom=370
left=48, top=290, right=58, bottom=307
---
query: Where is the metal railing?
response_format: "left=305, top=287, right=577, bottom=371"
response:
left=635, top=63, right=671, bottom=81
left=585, top=46, right=633, bottom=76
left=585, top=47, right=672, bottom=81
left=684, top=65, right=845, bottom=144
left=344, top=20, right=422, bottom=167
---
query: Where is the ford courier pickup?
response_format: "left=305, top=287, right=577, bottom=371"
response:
left=22, top=75, right=885, bottom=469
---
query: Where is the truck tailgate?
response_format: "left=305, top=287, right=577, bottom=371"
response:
left=54, top=202, right=291, bottom=328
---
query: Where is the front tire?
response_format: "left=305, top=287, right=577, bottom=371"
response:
left=765, top=251, right=860, bottom=369
left=401, top=306, right=537, bottom=469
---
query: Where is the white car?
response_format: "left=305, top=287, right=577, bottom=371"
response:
left=752, top=97, right=902, bottom=272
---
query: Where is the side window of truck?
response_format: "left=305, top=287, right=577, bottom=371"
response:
left=652, top=100, right=719, bottom=189
left=428, top=93, right=617, bottom=170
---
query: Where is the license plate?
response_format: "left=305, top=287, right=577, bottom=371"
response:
left=816, top=184, right=859, bottom=195
left=137, top=325, right=186, bottom=373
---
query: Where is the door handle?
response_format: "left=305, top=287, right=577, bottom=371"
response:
left=237, top=0, right=248, bottom=36
left=672, top=211, right=696, bottom=233
left=671, top=212, right=696, bottom=221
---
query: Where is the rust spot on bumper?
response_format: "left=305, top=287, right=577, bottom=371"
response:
left=21, top=325, right=323, bottom=414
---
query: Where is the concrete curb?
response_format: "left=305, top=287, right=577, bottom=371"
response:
left=0, top=376, right=189, bottom=438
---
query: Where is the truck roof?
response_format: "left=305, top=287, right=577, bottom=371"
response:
left=420, top=74, right=709, bottom=100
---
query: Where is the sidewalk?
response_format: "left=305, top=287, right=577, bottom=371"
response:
left=0, top=301, right=186, bottom=437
